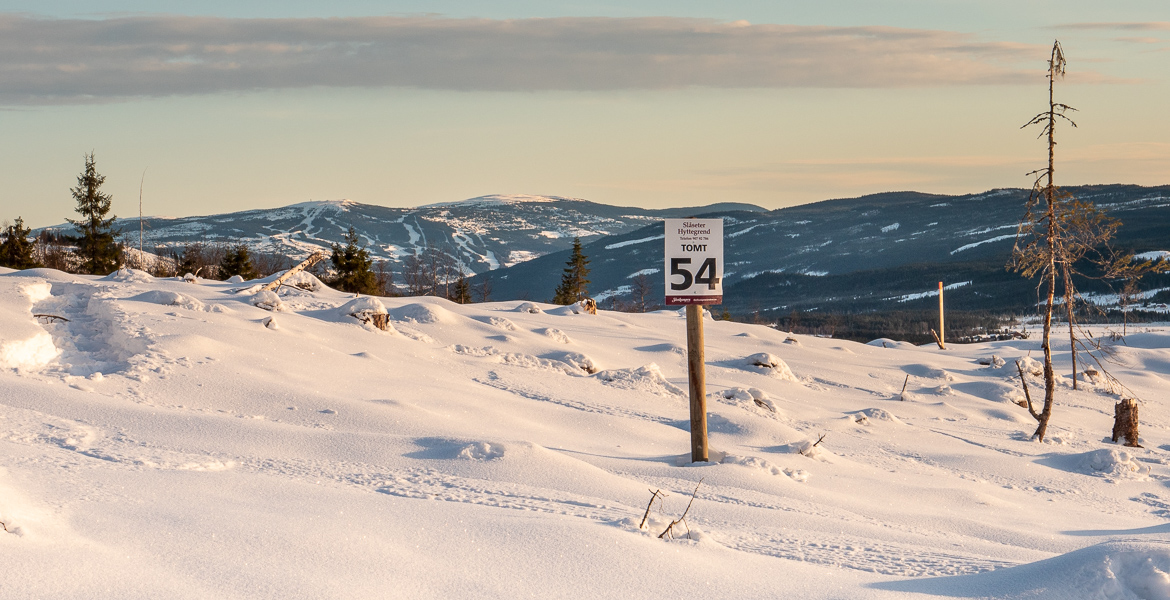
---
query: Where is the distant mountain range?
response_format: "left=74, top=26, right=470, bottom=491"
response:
left=75, top=195, right=762, bottom=272
left=466, top=185, right=1170, bottom=315
left=41, top=185, right=1170, bottom=316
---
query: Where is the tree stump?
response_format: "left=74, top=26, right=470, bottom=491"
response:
left=1112, top=398, right=1141, bottom=448
left=350, top=311, right=389, bottom=331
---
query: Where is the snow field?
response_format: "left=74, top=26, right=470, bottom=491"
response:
left=1, top=267, right=1169, bottom=598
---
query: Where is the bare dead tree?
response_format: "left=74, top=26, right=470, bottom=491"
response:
left=374, top=260, right=397, bottom=296
left=629, top=273, right=654, bottom=312
left=1009, top=40, right=1120, bottom=441
left=476, top=271, right=494, bottom=303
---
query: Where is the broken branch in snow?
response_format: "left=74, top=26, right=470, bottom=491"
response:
left=32, top=314, right=70, bottom=322
left=1016, top=360, right=1041, bottom=421
left=930, top=328, right=945, bottom=350
left=639, top=489, right=666, bottom=530
left=659, top=479, right=702, bottom=540
left=799, top=435, right=826, bottom=456
left=899, top=375, right=909, bottom=401
left=261, top=251, right=327, bottom=293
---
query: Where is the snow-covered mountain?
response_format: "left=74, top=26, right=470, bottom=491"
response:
left=3, top=266, right=1170, bottom=598
left=83, top=194, right=763, bottom=272
left=478, top=185, right=1170, bottom=313
left=43, top=185, right=1170, bottom=314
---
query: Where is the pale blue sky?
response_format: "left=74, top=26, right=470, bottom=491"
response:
left=1, top=1, right=1167, bottom=228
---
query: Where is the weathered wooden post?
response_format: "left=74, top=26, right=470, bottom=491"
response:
left=665, top=218, right=723, bottom=463
left=938, top=281, right=945, bottom=349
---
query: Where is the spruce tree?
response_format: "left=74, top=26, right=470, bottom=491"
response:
left=177, top=243, right=205, bottom=277
left=330, top=226, right=378, bottom=294
left=67, top=153, right=121, bottom=274
left=553, top=237, right=591, bottom=304
left=0, top=217, right=41, bottom=270
left=219, top=244, right=260, bottom=280
left=451, top=273, right=471, bottom=304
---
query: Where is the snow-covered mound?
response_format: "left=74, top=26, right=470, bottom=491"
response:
left=1, top=267, right=1169, bottom=599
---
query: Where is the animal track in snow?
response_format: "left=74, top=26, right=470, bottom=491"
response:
left=473, top=375, right=677, bottom=426
left=32, top=283, right=161, bottom=377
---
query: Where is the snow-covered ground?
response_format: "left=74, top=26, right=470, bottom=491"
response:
left=2, top=266, right=1170, bottom=599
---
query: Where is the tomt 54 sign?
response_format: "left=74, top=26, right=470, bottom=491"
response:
left=664, top=218, right=723, bottom=306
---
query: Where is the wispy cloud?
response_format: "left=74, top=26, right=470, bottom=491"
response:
left=0, top=14, right=1048, bottom=104
left=1058, top=22, right=1170, bottom=32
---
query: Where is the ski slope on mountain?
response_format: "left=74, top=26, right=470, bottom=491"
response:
left=2, top=266, right=1170, bottom=599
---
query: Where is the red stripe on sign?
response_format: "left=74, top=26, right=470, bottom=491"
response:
left=665, top=296, right=723, bottom=306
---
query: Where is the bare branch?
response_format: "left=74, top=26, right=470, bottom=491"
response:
left=1015, top=360, right=1041, bottom=421
left=639, top=489, right=665, bottom=530
left=659, top=479, right=703, bottom=540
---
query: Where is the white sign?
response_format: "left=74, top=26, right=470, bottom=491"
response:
left=664, top=218, right=723, bottom=306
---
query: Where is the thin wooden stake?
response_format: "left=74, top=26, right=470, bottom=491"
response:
left=899, top=375, right=910, bottom=401
left=138, top=168, right=147, bottom=261
left=938, top=281, right=945, bottom=349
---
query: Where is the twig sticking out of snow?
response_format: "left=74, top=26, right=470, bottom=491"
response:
left=899, top=375, right=909, bottom=401
left=639, top=489, right=666, bottom=530
left=800, top=435, right=827, bottom=456
left=659, top=479, right=703, bottom=540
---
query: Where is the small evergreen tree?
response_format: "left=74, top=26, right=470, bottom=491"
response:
left=177, top=243, right=205, bottom=277
left=0, top=217, right=41, bottom=270
left=553, top=237, right=591, bottom=304
left=219, top=244, right=260, bottom=280
left=67, top=153, right=121, bottom=274
left=330, top=226, right=378, bottom=295
left=451, top=273, right=472, bottom=304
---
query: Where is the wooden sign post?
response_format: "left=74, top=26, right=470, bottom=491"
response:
left=664, top=218, right=723, bottom=463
